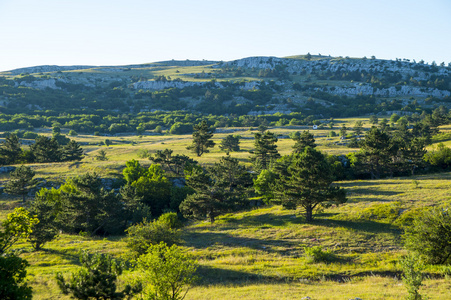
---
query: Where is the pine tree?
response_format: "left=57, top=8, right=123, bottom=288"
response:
left=360, top=128, right=393, bottom=179
left=31, top=136, right=61, bottom=163
left=219, top=135, right=240, bottom=152
left=0, top=133, right=22, bottom=165
left=5, top=165, right=37, bottom=203
left=292, top=130, right=316, bottom=153
left=27, top=189, right=60, bottom=250
left=250, top=131, right=280, bottom=171
left=273, top=147, right=346, bottom=222
left=186, top=120, right=215, bottom=156
left=56, top=252, right=141, bottom=299
left=181, top=156, right=251, bottom=223
left=61, top=140, right=84, bottom=162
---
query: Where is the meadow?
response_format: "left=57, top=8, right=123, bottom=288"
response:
left=2, top=118, right=451, bottom=299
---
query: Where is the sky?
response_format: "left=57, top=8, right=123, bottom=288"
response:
left=0, top=0, right=450, bottom=72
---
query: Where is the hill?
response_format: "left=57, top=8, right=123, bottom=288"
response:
left=0, top=55, right=449, bottom=124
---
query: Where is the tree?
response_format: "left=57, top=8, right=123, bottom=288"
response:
left=219, top=135, right=240, bottom=152
left=61, top=140, right=84, bottom=161
left=0, top=207, right=39, bottom=254
left=273, top=147, right=346, bottom=222
left=353, top=121, right=364, bottom=139
left=56, top=251, right=141, bottom=300
left=181, top=156, right=252, bottom=223
left=59, top=173, right=123, bottom=235
left=369, top=115, right=378, bottom=125
left=404, top=206, right=451, bottom=265
left=27, top=188, right=61, bottom=250
left=123, top=160, right=172, bottom=217
left=4, top=165, right=38, bottom=203
left=0, top=133, right=22, bottom=165
left=253, top=169, right=277, bottom=204
left=138, top=243, right=197, bottom=300
left=339, top=124, right=347, bottom=138
left=149, top=149, right=197, bottom=176
left=31, top=136, right=61, bottom=163
left=0, top=208, right=37, bottom=299
left=360, top=127, right=393, bottom=179
left=0, top=254, right=33, bottom=299
left=292, top=130, right=316, bottom=153
left=186, top=120, right=215, bottom=156
left=95, top=149, right=108, bottom=161
left=249, top=131, right=280, bottom=171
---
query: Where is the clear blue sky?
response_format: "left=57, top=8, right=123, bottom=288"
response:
left=1, top=0, right=450, bottom=72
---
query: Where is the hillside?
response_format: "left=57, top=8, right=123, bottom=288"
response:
left=0, top=55, right=450, bottom=122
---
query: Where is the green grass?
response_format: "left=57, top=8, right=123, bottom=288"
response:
left=2, top=118, right=451, bottom=299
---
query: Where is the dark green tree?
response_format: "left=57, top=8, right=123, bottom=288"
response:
left=95, top=149, right=108, bottom=161
left=27, top=188, right=61, bottom=250
left=0, top=255, right=32, bottom=300
left=339, top=124, right=347, bottom=138
left=31, top=136, right=61, bottom=163
left=59, top=173, right=123, bottom=235
left=360, top=128, right=393, bottom=179
left=56, top=251, right=141, bottom=300
left=186, top=120, right=215, bottom=156
left=0, top=133, right=22, bottom=165
left=292, top=130, right=316, bottom=153
left=250, top=131, right=280, bottom=171
left=273, top=147, right=346, bottom=222
left=4, top=165, right=37, bottom=203
left=181, top=156, right=251, bottom=223
left=353, top=120, right=364, bottom=139
left=61, top=140, right=84, bottom=162
left=219, top=135, right=240, bottom=152
left=369, top=115, right=378, bottom=125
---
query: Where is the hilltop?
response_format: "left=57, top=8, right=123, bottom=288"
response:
left=0, top=55, right=450, bottom=122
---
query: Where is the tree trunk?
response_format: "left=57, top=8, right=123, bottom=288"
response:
left=305, top=206, right=313, bottom=222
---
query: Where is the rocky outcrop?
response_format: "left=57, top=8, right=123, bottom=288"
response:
left=16, top=78, right=62, bottom=90
left=319, top=83, right=451, bottom=98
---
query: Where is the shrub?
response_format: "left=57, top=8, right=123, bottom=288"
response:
left=158, top=212, right=183, bottom=229
left=403, top=205, right=451, bottom=264
left=56, top=251, right=141, bottom=299
left=138, top=242, right=197, bottom=300
left=400, top=253, right=424, bottom=300
left=303, top=246, right=335, bottom=263
left=126, top=217, right=180, bottom=257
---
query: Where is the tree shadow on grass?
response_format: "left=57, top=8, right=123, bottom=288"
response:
left=194, top=265, right=278, bottom=286
left=314, top=216, right=400, bottom=235
left=40, top=248, right=81, bottom=266
left=219, top=212, right=302, bottom=228
left=183, top=230, right=301, bottom=256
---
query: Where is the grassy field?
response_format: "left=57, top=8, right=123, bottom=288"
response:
left=2, top=120, right=451, bottom=299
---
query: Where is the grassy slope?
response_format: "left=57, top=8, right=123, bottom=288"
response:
left=2, top=119, right=451, bottom=299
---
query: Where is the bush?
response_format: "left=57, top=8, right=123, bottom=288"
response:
left=400, top=253, right=424, bottom=300
left=404, top=205, right=451, bottom=264
left=158, top=212, right=183, bottom=229
left=303, top=246, right=335, bottom=263
left=56, top=251, right=141, bottom=299
left=424, top=143, right=451, bottom=169
left=138, top=242, right=197, bottom=300
left=125, top=216, right=180, bottom=257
